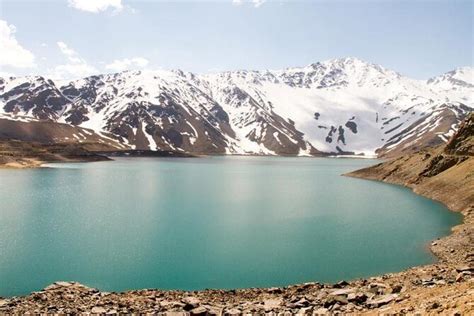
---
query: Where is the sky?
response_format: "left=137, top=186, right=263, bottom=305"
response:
left=0, top=0, right=472, bottom=80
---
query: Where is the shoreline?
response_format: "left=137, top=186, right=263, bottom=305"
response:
left=346, top=172, right=472, bottom=265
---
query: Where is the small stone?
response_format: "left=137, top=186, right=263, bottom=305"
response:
left=333, top=280, right=349, bottom=288
left=366, top=294, right=398, bottom=307
left=368, top=283, right=389, bottom=294
left=332, top=295, right=348, bottom=305
left=268, top=287, right=283, bottom=294
left=190, top=306, right=208, bottom=315
left=91, top=306, right=107, bottom=314
left=313, top=307, right=328, bottom=315
left=428, top=302, right=440, bottom=310
left=330, top=288, right=356, bottom=296
left=324, top=294, right=348, bottom=307
left=55, top=281, right=73, bottom=287
left=43, top=284, right=58, bottom=291
left=263, top=298, right=283, bottom=309
left=330, top=303, right=340, bottom=311
left=296, top=307, right=312, bottom=314
left=421, top=279, right=435, bottom=286
left=456, top=273, right=464, bottom=282
left=225, top=308, right=241, bottom=315
left=347, top=292, right=367, bottom=303
left=295, top=298, right=310, bottom=308
left=207, top=306, right=224, bottom=315
left=390, top=284, right=403, bottom=293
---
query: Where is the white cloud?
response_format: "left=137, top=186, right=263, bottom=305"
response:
left=68, top=0, right=123, bottom=13
left=252, top=0, right=266, bottom=8
left=49, top=63, right=98, bottom=80
left=232, top=0, right=266, bottom=7
left=48, top=41, right=98, bottom=79
left=0, top=19, right=36, bottom=68
left=0, top=70, right=15, bottom=78
left=105, top=57, right=149, bottom=72
left=57, top=41, right=82, bottom=63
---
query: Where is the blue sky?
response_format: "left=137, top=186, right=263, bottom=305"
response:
left=0, top=0, right=472, bottom=79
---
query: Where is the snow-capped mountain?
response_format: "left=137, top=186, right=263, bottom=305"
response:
left=0, top=58, right=472, bottom=157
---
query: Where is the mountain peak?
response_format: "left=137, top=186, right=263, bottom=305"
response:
left=427, top=66, right=474, bottom=87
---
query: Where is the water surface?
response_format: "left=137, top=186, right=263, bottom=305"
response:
left=0, top=157, right=461, bottom=296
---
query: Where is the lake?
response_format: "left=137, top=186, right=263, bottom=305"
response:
left=0, top=157, right=461, bottom=297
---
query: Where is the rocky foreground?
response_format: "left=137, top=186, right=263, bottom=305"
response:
left=1, top=115, right=473, bottom=314
left=0, top=266, right=473, bottom=315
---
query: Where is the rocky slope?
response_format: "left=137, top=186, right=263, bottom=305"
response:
left=1, top=116, right=472, bottom=315
left=0, top=140, right=112, bottom=168
left=347, top=112, right=473, bottom=216
left=1, top=58, right=472, bottom=156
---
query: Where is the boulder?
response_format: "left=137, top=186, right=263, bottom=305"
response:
left=182, top=296, right=201, bottom=310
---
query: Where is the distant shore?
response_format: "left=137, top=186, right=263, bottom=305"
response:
left=0, top=140, right=200, bottom=169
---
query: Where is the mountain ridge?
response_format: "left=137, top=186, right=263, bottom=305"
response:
left=1, top=58, right=472, bottom=157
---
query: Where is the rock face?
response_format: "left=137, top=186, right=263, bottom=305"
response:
left=1, top=58, right=472, bottom=156
left=347, top=113, right=474, bottom=215
left=445, top=112, right=474, bottom=156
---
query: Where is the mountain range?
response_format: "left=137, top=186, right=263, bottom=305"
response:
left=0, top=57, right=472, bottom=157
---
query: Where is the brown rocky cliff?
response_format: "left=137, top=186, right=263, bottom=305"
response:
left=445, top=112, right=474, bottom=156
left=347, top=112, right=474, bottom=213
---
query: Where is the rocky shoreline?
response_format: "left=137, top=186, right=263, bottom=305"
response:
left=0, top=140, right=112, bottom=168
left=0, top=250, right=472, bottom=314
left=0, top=140, right=197, bottom=169
left=0, top=115, right=473, bottom=314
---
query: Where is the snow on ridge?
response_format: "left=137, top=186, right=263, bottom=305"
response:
left=0, top=58, right=472, bottom=156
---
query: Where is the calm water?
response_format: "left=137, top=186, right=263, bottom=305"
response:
left=0, top=157, right=461, bottom=297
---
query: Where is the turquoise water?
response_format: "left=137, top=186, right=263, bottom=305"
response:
left=0, top=157, right=461, bottom=297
